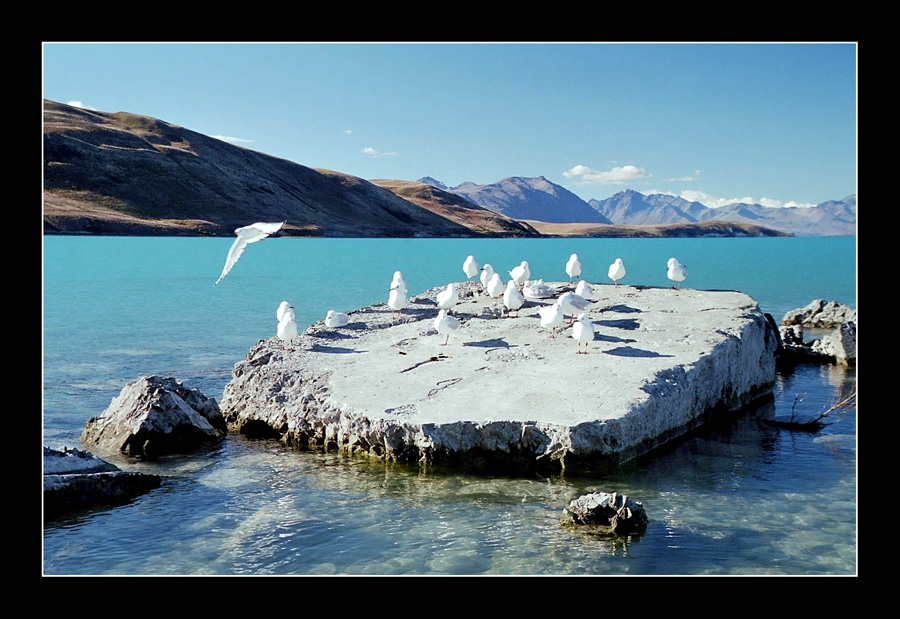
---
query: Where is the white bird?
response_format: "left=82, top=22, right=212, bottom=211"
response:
left=503, top=280, right=525, bottom=317
left=277, top=313, right=299, bottom=350
left=434, top=309, right=461, bottom=345
left=575, top=280, right=594, bottom=300
left=667, top=258, right=688, bottom=289
left=538, top=300, right=563, bottom=336
left=558, top=291, right=593, bottom=323
left=276, top=300, right=294, bottom=322
left=479, top=263, right=495, bottom=291
left=523, top=279, right=559, bottom=299
left=509, top=261, right=530, bottom=288
left=566, top=253, right=582, bottom=282
left=608, top=258, right=626, bottom=287
left=215, top=221, right=284, bottom=285
left=463, top=255, right=480, bottom=280
left=391, top=271, right=408, bottom=296
left=388, top=281, right=408, bottom=320
left=436, top=283, right=458, bottom=311
left=572, top=312, right=594, bottom=354
left=486, top=272, right=505, bottom=298
left=324, top=310, right=349, bottom=328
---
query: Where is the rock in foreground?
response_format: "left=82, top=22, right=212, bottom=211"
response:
left=81, top=375, right=226, bottom=458
left=560, top=491, right=649, bottom=535
left=43, top=446, right=161, bottom=517
left=221, top=282, right=778, bottom=473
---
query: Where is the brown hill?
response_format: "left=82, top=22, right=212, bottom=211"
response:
left=523, top=219, right=792, bottom=238
left=42, top=100, right=486, bottom=237
left=369, top=179, right=540, bottom=237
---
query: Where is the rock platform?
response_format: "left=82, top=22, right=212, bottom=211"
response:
left=221, top=281, right=778, bottom=473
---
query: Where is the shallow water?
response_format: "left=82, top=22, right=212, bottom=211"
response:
left=42, top=236, right=857, bottom=575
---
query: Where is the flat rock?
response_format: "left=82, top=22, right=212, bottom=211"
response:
left=221, top=282, right=778, bottom=472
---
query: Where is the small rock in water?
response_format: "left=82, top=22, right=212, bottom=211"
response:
left=560, top=491, right=648, bottom=535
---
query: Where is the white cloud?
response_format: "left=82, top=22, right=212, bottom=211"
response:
left=67, top=100, right=96, bottom=110
left=362, top=147, right=398, bottom=157
left=343, top=129, right=352, bottom=135
left=669, top=170, right=702, bottom=182
left=563, top=164, right=649, bottom=185
left=212, top=135, right=254, bottom=145
left=678, top=190, right=814, bottom=209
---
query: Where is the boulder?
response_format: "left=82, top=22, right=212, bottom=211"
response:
left=81, top=375, right=226, bottom=458
left=811, top=321, right=856, bottom=366
left=560, top=491, right=648, bottom=535
left=43, top=446, right=161, bottom=516
left=781, top=299, right=857, bottom=328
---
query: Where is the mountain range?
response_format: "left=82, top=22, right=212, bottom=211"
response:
left=42, top=99, right=853, bottom=237
left=420, top=179, right=856, bottom=237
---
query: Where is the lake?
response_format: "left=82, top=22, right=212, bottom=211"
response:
left=42, top=235, right=857, bottom=575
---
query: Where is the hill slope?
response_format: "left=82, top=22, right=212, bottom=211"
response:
left=43, top=100, right=484, bottom=237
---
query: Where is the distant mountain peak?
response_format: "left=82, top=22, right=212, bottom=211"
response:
left=417, top=177, right=448, bottom=190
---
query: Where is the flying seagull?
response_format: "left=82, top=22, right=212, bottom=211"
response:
left=215, top=221, right=285, bottom=285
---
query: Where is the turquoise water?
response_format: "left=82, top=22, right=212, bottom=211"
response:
left=42, top=235, right=857, bottom=575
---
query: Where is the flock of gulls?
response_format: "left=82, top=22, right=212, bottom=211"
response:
left=215, top=221, right=689, bottom=354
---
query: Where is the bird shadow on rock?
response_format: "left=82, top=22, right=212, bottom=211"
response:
left=310, top=330, right=352, bottom=340
left=597, top=318, right=641, bottom=330
left=603, top=304, right=642, bottom=314
left=310, top=344, right=367, bottom=354
left=603, top=346, right=672, bottom=358
left=463, top=338, right=513, bottom=349
left=595, top=333, right=635, bottom=344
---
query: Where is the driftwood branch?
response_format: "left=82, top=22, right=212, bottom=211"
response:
left=764, top=381, right=856, bottom=432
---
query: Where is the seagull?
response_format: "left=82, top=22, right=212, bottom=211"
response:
left=436, top=283, right=458, bottom=312
left=523, top=279, right=559, bottom=300
left=538, top=300, right=563, bottom=336
left=215, top=221, right=284, bottom=285
left=503, top=280, right=525, bottom=317
left=324, top=310, right=349, bottom=328
left=277, top=312, right=299, bottom=350
left=486, top=272, right=505, bottom=299
left=509, top=261, right=530, bottom=288
left=388, top=281, right=408, bottom=320
left=391, top=271, right=408, bottom=296
left=276, top=300, right=294, bottom=322
left=572, top=312, right=594, bottom=354
left=463, top=255, right=480, bottom=280
left=566, top=253, right=582, bottom=283
left=434, top=309, right=461, bottom=345
left=608, top=258, right=626, bottom=287
left=575, top=280, right=594, bottom=300
left=480, top=264, right=496, bottom=293
left=667, top=258, right=688, bottom=289
left=558, top=291, right=593, bottom=323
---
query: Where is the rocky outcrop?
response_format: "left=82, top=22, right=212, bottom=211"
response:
left=81, top=375, right=226, bottom=458
left=221, top=282, right=777, bottom=473
left=781, top=299, right=857, bottom=328
left=777, top=300, right=856, bottom=366
left=43, top=446, right=161, bottom=516
left=560, top=491, right=648, bottom=535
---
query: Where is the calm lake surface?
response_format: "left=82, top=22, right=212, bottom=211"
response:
left=42, top=235, right=857, bottom=575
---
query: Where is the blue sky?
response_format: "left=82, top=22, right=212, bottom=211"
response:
left=42, top=42, right=857, bottom=208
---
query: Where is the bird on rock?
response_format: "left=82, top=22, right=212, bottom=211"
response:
left=436, top=283, right=458, bottom=312
left=324, top=310, right=349, bottom=328
left=509, top=261, right=530, bottom=289
left=277, top=312, right=299, bottom=350
left=388, top=280, right=408, bottom=320
left=434, top=309, right=461, bottom=346
left=608, top=258, right=626, bottom=287
left=463, top=255, right=480, bottom=280
left=487, top=273, right=505, bottom=299
left=503, top=280, right=525, bottom=317
left=667, top=258, right=688, bottom=289
left=572, top=312, right=594, bottom=354
left=558, top=291, right=593, bottom=323
left=538, top=300, right=564, bottom=336
left=566, top=253, right=582, bottom=283
left=575, top=280, right=594, bottom=301
left=480, top=264, right=496, bottom=293
left=391, top=271, right=408, bottom=296
left=276, top=300, right=295, bottom=323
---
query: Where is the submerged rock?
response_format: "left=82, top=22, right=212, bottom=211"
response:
left=560, top=491, right=649, bottom=535
left=81, top=375, right=226, bottom=458
left=43, top=446, right=161, bottom=516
